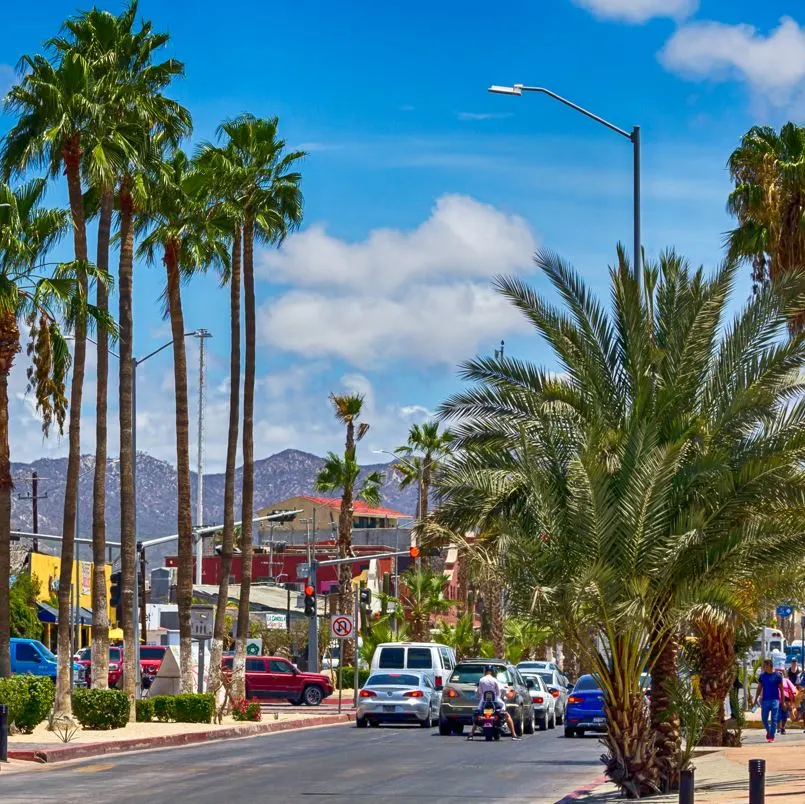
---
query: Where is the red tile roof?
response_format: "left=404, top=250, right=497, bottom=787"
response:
left=299, top=496, right=411, bottom=519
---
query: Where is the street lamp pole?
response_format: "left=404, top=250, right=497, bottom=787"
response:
left=488, top=83, right=641, bottom=281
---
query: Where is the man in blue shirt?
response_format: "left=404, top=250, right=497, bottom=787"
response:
left=754, top=659, right=783, bottom=742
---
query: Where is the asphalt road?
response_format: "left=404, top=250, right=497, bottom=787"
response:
left=1, top=721, right=604, bottom=804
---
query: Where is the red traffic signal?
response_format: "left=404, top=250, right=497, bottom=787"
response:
left=304, top=585, right=315, bottom=596
left=409, top=546, right=420, bottom=559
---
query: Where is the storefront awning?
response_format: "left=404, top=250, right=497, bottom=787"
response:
left=37, top=602, right=94, bottom=626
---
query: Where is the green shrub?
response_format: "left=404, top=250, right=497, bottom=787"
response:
left=173, top=693, right=214, bottom=723
left=0, top=675, right=55, bottom=734
left=73, top=688, right=129, bottom=730
left=334, top=667, right=370, bottom=690
left=135, top=698, right=154, bottom=723
left=232, top=698, right=261, bottom=722
left=151, top=695, right=176, bottom=722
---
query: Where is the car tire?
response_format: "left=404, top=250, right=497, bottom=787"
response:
left=539, top=714, right=548, bottom=731
left=370, top=719, right=381, bottom=727
left=524, top=710, right=535, bottom=734
left=548, top=711, right=556, bottom=730
left=578, top=729, right=585, bottom=738
left=438, top=717, right=452, bottom=736
left=556, top=708, right=564, bottom=725
left=356, top=715, right=368, bottom=728
left=564, top=727, right=575, bottom=738
left=451, top=722, right=464, bottom=736
left=514, top=708, right=524, bottom=737
left=419, top=714, right=432, bottom=728
left=303, top=685, right=324, bottom=706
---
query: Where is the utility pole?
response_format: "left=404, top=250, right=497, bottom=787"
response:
left=18, top=471, right=46, bottom=552
left=194, top=329, right=212, bottom=586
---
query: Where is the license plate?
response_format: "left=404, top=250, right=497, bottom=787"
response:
left=593, top=717, right=606, bottom=724
left=382, top=705, right=396, bottom=713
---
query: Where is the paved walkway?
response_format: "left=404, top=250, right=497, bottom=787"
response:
left=577, top=729, right=805, bottom=803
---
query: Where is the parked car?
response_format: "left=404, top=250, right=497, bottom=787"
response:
left=517, top=660, right=561, bottom=675
left=222, top=655, right=334, bottom=705
left=532, top=667, right=569, bottom=724
left=438, top=659, right=534, bottom=736
left=564, top=673, right=606, bottom=737
left=10, top=638, right=81, bottom=682
left=138, top=645, right=168, bottom=682
left=356, top=671, right=441, bottom=728
left=520, top=670, right=557, bottom=730
left=75, top=646, right=124, bottom=688
left=371, top=642, right=456, bottom=691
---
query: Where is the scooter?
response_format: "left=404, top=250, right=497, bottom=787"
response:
left=474, top=692, right=505, bottom=741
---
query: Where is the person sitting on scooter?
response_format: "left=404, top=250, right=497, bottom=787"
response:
left=467, top=666, right=521, bottom=741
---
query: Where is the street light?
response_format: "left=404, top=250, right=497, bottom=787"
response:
left=488, top=83, right=642, bottom=281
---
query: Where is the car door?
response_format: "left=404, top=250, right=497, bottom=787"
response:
left=246, top=658, right=268, bottom=696
left=267, top=658, right=297, bottom=699
left=14, top=642, right=45, bottom=676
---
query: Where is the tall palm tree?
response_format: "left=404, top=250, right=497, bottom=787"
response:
left=727, top=123, right=805, bottom=328
left=399, top=566, right=449, bottom=641
left=435, top=250, right=805, bottom=796
left=202, top=115, right=303, bottom=693
left=137, top=150, right=228, bottom=691
left=395, top=421, right=453, bottom=522
left=0, top=179, right=71, bottom=676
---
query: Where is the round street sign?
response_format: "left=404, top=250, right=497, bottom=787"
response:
left=776, top=604, right=793, bottom=619
left=330, top=614, right=354, bottom=640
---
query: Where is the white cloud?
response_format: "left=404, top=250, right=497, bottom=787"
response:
left=572, top=0, right=696, bottom=23
left=660, top=17, right=805, bottom=104
left=257, top=194, right=537, bottom=293
left=457, top=112, right=513, bottom=121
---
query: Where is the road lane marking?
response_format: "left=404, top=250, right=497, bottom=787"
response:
left=71, top=763, right=116, bottom=773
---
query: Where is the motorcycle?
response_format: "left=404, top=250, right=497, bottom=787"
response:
left=475, top=695, right=505, bottom=741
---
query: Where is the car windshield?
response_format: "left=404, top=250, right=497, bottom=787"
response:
left=37, top=642, right=57, bottom=661
left=573, top=675, right=602, bottom=692
left=76, top=648, right=121, bottom=661
left=450, top=664, right=508, bottom=685
left=366, top=673, right=420, bottom=687
left=140, top=648, right=166, bottom=660
left=538, top=671, right=554, bottom=684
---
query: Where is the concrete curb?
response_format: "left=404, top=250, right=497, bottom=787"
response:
left=8, top=713, right=353, bottom=764
left=554, top=774, right=608, bottom=803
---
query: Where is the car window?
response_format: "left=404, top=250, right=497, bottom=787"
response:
left=439, top=647, right=453, bottom=670
left=222, top=657, right=234, bottom=670
left=407, top=648, right=433, bottom=669
left=109, top=648, right=122, bottom=661
left=538, top=671, right=554, bottom=685
left=15, top=643, right=40, bottom=662
left=423, top=675, right=434, bottom=689
left=139, top=647, right=166, bottom=661
left=367, top=673, right=420, bottom=686
left=246, top=658, right=265, bottom=672
left=378, top=647, right=405, bottom=669
left=269, top=659, right=293, bottom=673
left=450, top=664, right=508, bottom=685
left=572, top=675, right=602, bottom=692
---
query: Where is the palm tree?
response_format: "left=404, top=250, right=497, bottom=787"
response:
left=435, top=249, right=805, bottom=796
left=727, top=123, right=805, bottom=327
left=199, top=115, right=303, bottom=694
left=0, top=179, right=71, bottom=676
left=399, top=566, right=449, bottom=641
left=137, top=150, right=228, bottom=691
left=395, top=421, right=453, bottom=522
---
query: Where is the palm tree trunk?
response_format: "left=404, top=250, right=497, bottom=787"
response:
left=0, top=313, right=19, bottom=678
left=489, top=576, right=505, bottom=658
left=165, top=245, right=194, bottom=693
left=117, top=186, right=136, bottom=711
left=56, top=138, right=89, bottom=716
left=234, top=215, right=255, bottom=697
left=210, top=228, right=241, bottom=699
left=91, top=189, right=113, bottom=691
left=650, top=630, right=681, bottom=790
left=697, top=621, right=735, bottom=747
left=337, top=475, right=355, bottom=666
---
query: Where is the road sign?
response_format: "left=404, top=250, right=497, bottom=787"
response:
left=330, top=614, right=354, bottom=640
left=776, top=604, right=793, bottom=619
left=263, top=613, right=286, bottom=631
left=296, top=563, right=310, bottom=579
left=246, top=638, right=262, bottom=656
left=190, top=604, right=215, bottom=639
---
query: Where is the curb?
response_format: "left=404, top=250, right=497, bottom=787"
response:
left=8, top=713, right=353, bottom=764
left=554, top=774, right=608, bottom=803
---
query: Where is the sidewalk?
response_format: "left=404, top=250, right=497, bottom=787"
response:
left=573, top=729, right=805, bottom=803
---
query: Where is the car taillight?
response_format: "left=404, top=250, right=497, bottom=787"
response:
left=550, top=689, right=560, bottom=697
left=568, top=695, right=583, bottom=704
left=404, top=690, right=424, bottom=698
left=532, top=695, right=544, bottom=704
left=359, top=689, right=376, bottom=698
left=445, top=688, right=460, bottom=698
left=435, top=675, right=442, bottom=688
left=505, top=689, right=516, bottom=700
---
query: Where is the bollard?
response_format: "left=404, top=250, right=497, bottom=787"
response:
left=0, top=703, right=7, bottom=763
left=679, top=767, right=694, bottom=804
left=748, top=758, right=765, bottom=804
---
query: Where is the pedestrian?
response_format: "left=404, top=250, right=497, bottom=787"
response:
left=787, top=659, right=801, bottom=686
left=754, top=659, right=783, bottom=742
left=777, top=669, right=797, bottom=734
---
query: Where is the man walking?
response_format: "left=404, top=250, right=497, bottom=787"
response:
left=755, top=659, right=783, bottom=742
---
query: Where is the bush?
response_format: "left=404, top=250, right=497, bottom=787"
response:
left=0, top=675, right=55, bottom=733
left=73, top=689, right=129, bottom=730
left=334, top=667, right=370, bottom=690
left=135, top=698, right=154, bottom=723
left=173, top=693, right=214, bottom=723
left=151, top=695, right=176, bottom=722
left=232, top=698, right=261, bottom=722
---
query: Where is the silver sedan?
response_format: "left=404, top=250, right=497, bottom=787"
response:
left=521, top=671, right=557, bottom=730
left=356, top=671, right=442, bottom=728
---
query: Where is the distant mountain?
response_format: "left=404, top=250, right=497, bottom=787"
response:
left=11, top=448, right=418, bottom=551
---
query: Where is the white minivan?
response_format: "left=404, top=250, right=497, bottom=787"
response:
left=370, top=642, right=456, bottom=689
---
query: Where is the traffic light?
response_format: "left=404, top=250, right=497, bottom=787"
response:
left=110, top=571, right=122, bottom=623
left=304, top=585, right=316, bottom=617
left=409, top=545, right=420, bottom=559
left=359, top=587, right=372, bottom=606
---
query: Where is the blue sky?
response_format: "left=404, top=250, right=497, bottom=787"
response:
left=2, top=0, right=802, bottom=471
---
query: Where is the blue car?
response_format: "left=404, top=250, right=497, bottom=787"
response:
left=564, top=673, right=606, bottom=737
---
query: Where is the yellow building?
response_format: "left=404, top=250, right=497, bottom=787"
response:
left=29, top=553, right=114, bottom=651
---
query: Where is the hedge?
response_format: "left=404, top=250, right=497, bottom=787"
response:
left=149, top=693, right=214, bottom=723
left=135, top=698, right=154, bottom=723
left=333, top=667, right=370, bottom=690
left=0, top=675, right=54, bottom=733
left=73, top=689, right=130, bottom=730
left=151, top=695, right=176, bottom=722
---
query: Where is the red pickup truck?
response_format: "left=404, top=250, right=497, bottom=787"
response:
left=222, top=655, right=333, bottom=706
left=75, top=646, right=124, bottom=688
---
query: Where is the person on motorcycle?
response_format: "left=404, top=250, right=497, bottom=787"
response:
left=467, top=666, right=521, bottom=740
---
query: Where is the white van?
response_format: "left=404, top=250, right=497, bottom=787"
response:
left=370, top=642, right=456, bottom=689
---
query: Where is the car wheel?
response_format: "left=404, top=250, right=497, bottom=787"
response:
left=564, top=726, right=575, bottom=738
left=451, top=722, right=464, bottom=736
left=438, top=717, right=452, bottom=736
left=356, top=715, right=368, bottom=728
left=303, top=685, right=323, bottom=706
left=419, top=714, right=432, bottom=728
left=524, top=710, right=535, bottom=734
left=577, top=729, right=585, bottom=738
left=370, top=719, right=381, bottom=727
left=514, top=708, right=524, bottom=737
left=548, top=710, right=556, bottom=730
left=556, top=708, right=564, bottom=725
left=539, top=714, right=548, bottom=731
